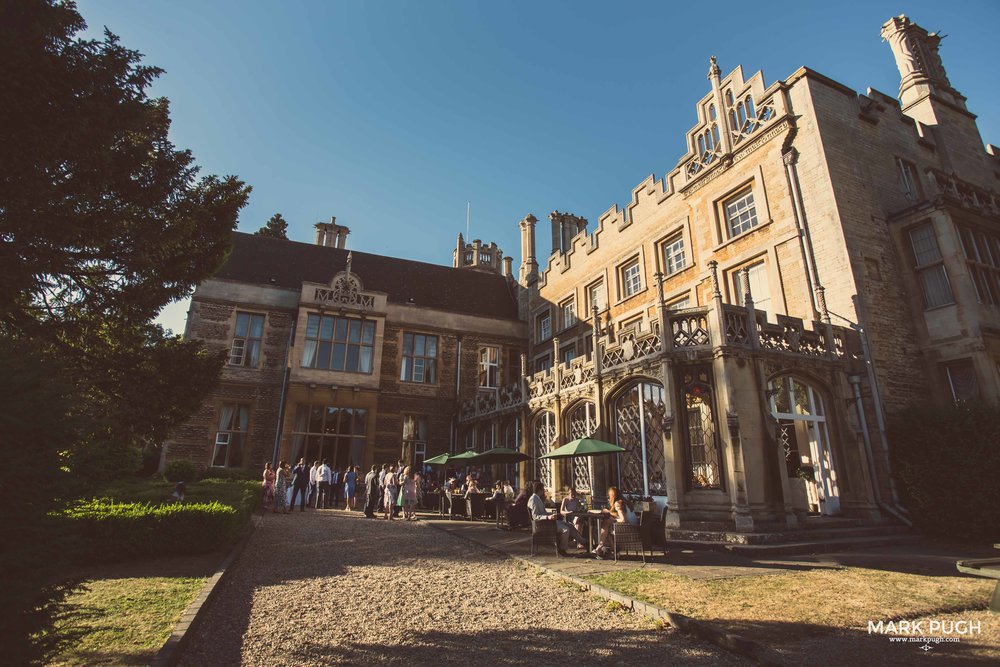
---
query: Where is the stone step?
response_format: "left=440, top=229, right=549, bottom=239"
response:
left=665, top=524, right=909, bottom=545
left=666, top=532, right=924, bottom=557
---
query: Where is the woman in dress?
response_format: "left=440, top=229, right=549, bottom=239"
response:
left=274, top=460, right=290, bottom=514
left=262, top=462, right=276, bottom=511
left=344, top=465, right=358, bottom=511
left=401, top=466, right=419, bottom=520
left=594, top=486, right=636, bottom=559
left=383, top=466, right=399, bottom=521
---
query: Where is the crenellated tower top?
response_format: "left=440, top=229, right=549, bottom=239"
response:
left=453, top=234, right=509, bottom=277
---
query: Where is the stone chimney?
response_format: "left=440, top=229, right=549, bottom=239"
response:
left=518, top=214, right=538, bottom=285
left=314, top=216, right=350, bottom=249
left=549, top=211, right=588, bottom=255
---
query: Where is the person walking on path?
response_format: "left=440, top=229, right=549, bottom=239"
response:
left=363, top=464, right=380, bottom=518
left=289, top=458, right=310, bottom=512
left=274, top=461, right=291, bottom=514
left=377, top=463, right=390, bottom=513
left=344, top=466, right=359, bottom=511
left=383, top=466, right=399, bottom=521
left=308, top=460, right=320, bottom=507
left=401, top=467, right=419, bottom=520
left=262, top=462, right=276, bottom=511
left=316, top=459, right=332, bottom=509
left=330, top=466, right=341, bottom=509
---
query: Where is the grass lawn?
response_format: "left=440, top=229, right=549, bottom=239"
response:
left=585, top=567, right=995, bottom=644
left=49, top=553, right=221, bottom=666
left=45, top=476, right=258, bottom=664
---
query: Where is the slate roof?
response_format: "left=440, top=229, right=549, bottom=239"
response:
left=211, top=232, right=521, bottom=320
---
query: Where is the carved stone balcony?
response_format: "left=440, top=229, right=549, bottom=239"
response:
left=457, top=304, right=860, bottom=424
left=459, top=382, right=524, bottom=422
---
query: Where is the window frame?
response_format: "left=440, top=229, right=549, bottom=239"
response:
left=400, top=332, right=438, bottom=384
left=896, top=157, right=922, bottom=202
left=229, top=312, right=265, bottom=367
left=959, top=224, right=1000, bottom=307
left=536, top=310, right=552, bottom=342
left=478, top=345, right=500, bottom=388
left=723, top=187, right=760, bottom=239
left=619, top=257, right=643, bottom=300
left=212, top=403, right=250, bottom=468
left=560, top=297, right=577, bottom=330
left=908, top=223, right=954, bottom=310
left=587, top=279, right=606, bottom=314
left=301, top=313, right=376, bottom=374
left=660, top=232, right=687, bottom=276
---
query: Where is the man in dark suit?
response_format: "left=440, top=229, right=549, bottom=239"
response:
left=363, top=464, right=380, bottom=518
left=289, top=458, right=310, bottom=512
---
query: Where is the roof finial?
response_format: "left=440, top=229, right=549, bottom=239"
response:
left=708, top=55, right=721, bottom=80
left=346, top=251, right=353, bottom=277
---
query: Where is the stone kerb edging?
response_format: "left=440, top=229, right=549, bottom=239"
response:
left=423, top=521, right=781, bottom=667
left=150, top=514, right=261, bottom=667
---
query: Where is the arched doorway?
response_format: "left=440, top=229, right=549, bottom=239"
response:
left=612, top=380, right=666, bottom=497
left=532, top=411, right=556, bottom=493
left=768, top=376, right=840, bottom=515
left=565, top=401, right=597, bottom=493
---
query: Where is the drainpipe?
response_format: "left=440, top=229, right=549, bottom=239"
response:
left=850, top=376, right=911, bottom=527
left=271, top=326, right=294, bottom=466
left=850, top=295, right=902, bottom=509
left=453, top=335, right=462, bottom=453
left=783, top=148, right=821, bottom=320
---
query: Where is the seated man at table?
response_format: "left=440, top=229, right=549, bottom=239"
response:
left=527, top=482, right=587, bottom=555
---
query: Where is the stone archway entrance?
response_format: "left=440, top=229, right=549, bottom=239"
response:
left=768, top=376, right=840, bottom=515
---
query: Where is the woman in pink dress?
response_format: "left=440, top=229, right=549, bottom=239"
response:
left=262, top=462, right=276, bottom=510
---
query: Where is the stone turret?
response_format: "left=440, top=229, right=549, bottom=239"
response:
left=453, top=235, right=505, bottom=275
left=881, top=15, right=966, bottom=114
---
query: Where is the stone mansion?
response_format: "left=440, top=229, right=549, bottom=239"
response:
left=167, top=16, right=1000, bottom=530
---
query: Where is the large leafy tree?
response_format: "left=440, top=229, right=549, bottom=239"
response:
left=255, top=212, right=289, bottom=238
left=0, top=1, right=250, bottom=661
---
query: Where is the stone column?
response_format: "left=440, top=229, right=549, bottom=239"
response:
left=518, top=214, right=538, bottom=284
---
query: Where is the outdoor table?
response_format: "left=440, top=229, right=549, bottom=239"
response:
left=567, top=510, right=607, bottom=552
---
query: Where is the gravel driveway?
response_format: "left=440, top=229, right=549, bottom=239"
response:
left=179, top=511, right=743, bottom=666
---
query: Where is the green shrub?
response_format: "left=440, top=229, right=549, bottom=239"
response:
left=163, top=459, right=200, bottom=483
left=62, top=499, right=241, bottom=561
left=200, top=466, right=261, bottom=482
left=889, top=400, right=1000, bottom=543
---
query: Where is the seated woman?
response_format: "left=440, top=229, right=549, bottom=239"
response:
left=463, top=477, right=482, bottom=498
left=528, top=482, right=587, bottom=555
left=559, top=487, right=584, bottom=534
left=484, top=481, right=504, bottom=519
left=594, top=486, right=638, bottom=560
left=506, top=481, right=533, bottom=529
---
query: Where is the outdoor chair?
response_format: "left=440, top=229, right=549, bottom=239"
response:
left=639, top=510, right=668, bottom=561
left=506, top=503, right=530, bottom=530
left=466, top=493, right=485, bottom=520
left=531, top=519, right=560, bottom=557
left=448, top=494, right=467, bottom=520
left=611, top=522, right=646, bottom=564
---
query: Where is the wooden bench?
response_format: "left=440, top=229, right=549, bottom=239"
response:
left=955, top=543, right=1000, bottom=613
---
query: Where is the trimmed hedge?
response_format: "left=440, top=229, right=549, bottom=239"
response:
left=163, top=459, right=199, bottom=483
left=62, top=499, right=241, bottom=561
left=889, top=400, right=1000, bottom=543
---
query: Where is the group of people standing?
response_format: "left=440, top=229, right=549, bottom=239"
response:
left=359, top=461, right=420, bottom=520
left=262, top=459, right=360, bottom=514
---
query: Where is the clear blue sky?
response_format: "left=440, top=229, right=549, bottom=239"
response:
left=74, top=0, right=1000, bottom=334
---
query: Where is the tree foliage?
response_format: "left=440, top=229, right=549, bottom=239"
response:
left=889, top=400, right=1000, bottom=543
left=0, top=1, right=250, bottom=661
left=255, top=212, right=289, bottom=239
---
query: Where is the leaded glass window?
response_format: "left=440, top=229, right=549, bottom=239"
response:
left=679, top=367, right=722, bottom=490
left=533, top=412, right=556, bottom=493
left=613, top=381, right=667, bottom=496
left=567, top=402, right=597, bottom=492
left=909, top=224, right=953, bottom=309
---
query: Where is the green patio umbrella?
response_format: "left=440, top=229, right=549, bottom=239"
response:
left=538, top=438, right=624, bottom=459
left=448, top=450, right=479, bottom=461
left=467, top=447, right=531, bottom=465
left=423, top=453, right=453, bottom=465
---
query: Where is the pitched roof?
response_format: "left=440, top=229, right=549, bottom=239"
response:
left=212, top=232, right=521, bottom=320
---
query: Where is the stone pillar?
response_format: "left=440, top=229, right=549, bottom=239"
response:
left=502, top=255, right=513, bottom=279
left=549, top=211, right=562, bottom=256
left=518, top=214, right=539, bottom=284
left=707, top=56, right=734, bottom=156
